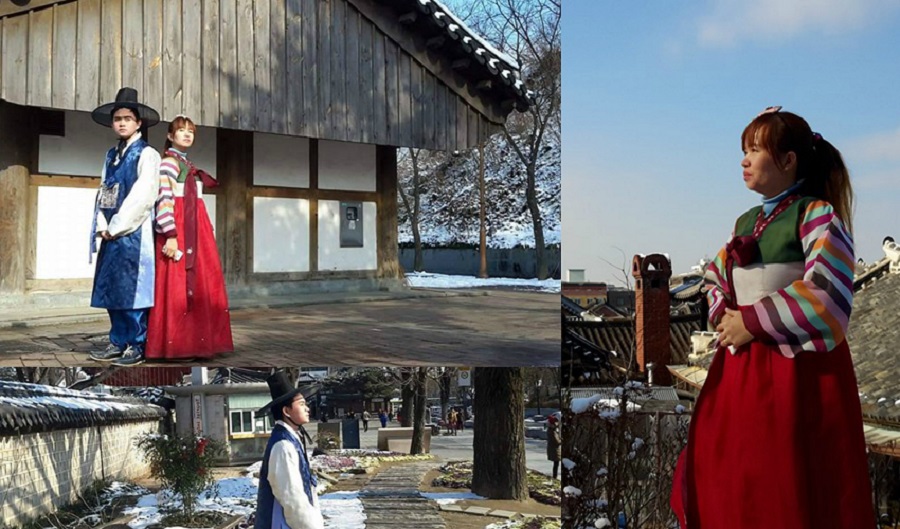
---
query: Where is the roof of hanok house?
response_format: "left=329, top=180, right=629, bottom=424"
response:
left=395, top=0, right=532, bottom=104
left=562, top=319, right=614, bottom=387
left=567, top=313, right=704, bottom=367
left=846, top=269, right=900, bottom=423
left=0, top=381, right=165, bottom=436
left=561, top=295, right=586, bottom=319
left=0, top=0, right=531, bottom=150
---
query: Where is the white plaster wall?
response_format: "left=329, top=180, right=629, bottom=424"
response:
left=319, top=140, right=376, bottom=191
left=35, top=187, right=99, bottom=279
left=202, top=195, right=217, bottom=236
left=318, top=200, right=377, bottom=271
left=254, top=133, right=310, bottom=188
left=253, top=197, right=310, bottom=273
left=39, top=111, right=216, bottom=177
left=35, top=190, right=214, bottom=280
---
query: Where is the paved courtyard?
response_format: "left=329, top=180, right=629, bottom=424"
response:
left=0, top=289, right=558, bottom=367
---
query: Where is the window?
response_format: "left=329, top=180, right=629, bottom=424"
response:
left=231, top=409, right=275, bottom=434
left=231, top=410, right=254, bottom=433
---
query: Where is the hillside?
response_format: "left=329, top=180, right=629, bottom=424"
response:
left=397, top=124, right=561, bottom=249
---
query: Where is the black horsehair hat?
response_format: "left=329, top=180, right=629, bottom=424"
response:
left=91, top=87, right=161, bottom=128
left=256, top=371, right=316, bottom=419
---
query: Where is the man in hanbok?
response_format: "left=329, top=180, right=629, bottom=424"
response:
left=88, top=87, right=161, bottom=366
left=256, top=372, right=325, bottom=529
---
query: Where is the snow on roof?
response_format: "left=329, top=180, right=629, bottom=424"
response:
left=427, top=0, right=520, bottom=70
left=0, top=381, right=165, bottom=435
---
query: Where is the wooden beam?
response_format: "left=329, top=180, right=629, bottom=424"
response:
left=347, top=0, right=507, bottom=127
left=0, top=101, right=36, bottom=294
left=398, top=12, right=416, bottom=24
left=426, top=35, right=445, bottom=49
left=217, top=128, right=252, bottom=286
left=451, top=58, right=470, bottom=70
left=375, top=146, right=399, bottom=279
left=308, top=139, right=319, bottom=273
left=476, top=79, right=492, bottom=91
left=0, top=0, right=71, bottom=18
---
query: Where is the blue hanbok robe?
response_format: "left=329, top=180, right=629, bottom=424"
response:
left=90, top=135, right=160, bottom=309
left=257, top=422, right=323, bottom=529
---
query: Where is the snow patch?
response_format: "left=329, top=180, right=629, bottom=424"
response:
left=405, top=271, right=560, bottom=292
left=419, top=491, right=486, bottom=505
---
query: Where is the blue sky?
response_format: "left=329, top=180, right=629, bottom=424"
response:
left=562, top=1, right=900, bottom=284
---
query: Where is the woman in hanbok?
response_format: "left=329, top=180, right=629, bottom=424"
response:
left=671, top=107, right=874, bottom=528
left=142, top=116, right=233, bottom=362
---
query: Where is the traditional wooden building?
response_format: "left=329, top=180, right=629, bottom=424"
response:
left=0, top=0, right=531, bottom=300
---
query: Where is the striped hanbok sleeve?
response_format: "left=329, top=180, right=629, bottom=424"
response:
left=741, top=201, right=855, bottom=358
left=154, top=159, right=180, bottom=237
left=704, top=239, right=733, bottom=327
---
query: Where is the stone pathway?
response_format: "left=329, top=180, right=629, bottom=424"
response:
left=359, top=462, right=446, bottom=529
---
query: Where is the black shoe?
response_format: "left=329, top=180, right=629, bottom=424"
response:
left=90, top=343, right=124, bottom=362
left=112, top=346, right=145, bottom=367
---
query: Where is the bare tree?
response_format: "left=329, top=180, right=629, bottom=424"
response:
left=410, top=367, right=429, bottom=454
left=398, top=148, right=426, bottom=272
left=470, top=0, right=561, bottom=279
left=472, top=367, right=528, bottom=499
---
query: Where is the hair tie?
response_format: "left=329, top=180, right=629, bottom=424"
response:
left=812, top=132, right=823, bottom=142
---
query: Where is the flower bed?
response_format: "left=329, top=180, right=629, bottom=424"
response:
left=487, top=517, right=561, bottom=529
left=431, top=461, right=561, bottom=506
left=310, top=450, right=434, bottom=474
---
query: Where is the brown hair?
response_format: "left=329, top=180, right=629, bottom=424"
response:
left=164, top=115, right=197, bottom=152
left=741, top=111, right=853, bottom=233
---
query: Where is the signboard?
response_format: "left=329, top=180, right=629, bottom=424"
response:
left=457, top=368, right=472, bottom=387
left=192, top=393, right=204, bottom=435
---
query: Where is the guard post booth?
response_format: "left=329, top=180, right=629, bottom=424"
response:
left=0, top=0, right=531, bottom=305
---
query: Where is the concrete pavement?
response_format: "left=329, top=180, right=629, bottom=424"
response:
left=306, top=421, right=553, bottom=476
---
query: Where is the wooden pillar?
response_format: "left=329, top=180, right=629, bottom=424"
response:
left=376, top=145, right=400, bottom=279
left=0, top=101, right=36, bottom=295
left=217, top=128, right=253, bottom=286
left=308, top=139, right=319, bottom=273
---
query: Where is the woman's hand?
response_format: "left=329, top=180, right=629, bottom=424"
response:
left=163, top=237, right=179, bottom=260
left=716, top=308, right=754, bottom=348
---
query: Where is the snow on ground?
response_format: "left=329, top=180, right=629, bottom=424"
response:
left=405, top=271, right=560, bottom=292
left=319, top=491, right=366, bottom=529
left=419, top=491, right=486, bottom=505
left=109, top=473, right=359, bottom=529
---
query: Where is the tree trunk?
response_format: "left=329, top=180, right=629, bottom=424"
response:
left=472, top=367, right=528, bottom=500
left=439, top=369, right=453, bottom=427
left=410, top=367, right=428, bottom=455
left=411, top=150, right=424, bottom=272
left=479, top=142, right=488, bottom=278
left=525, top=161, right=547, bottom=279
left=400, top=368, right=414, bottom=427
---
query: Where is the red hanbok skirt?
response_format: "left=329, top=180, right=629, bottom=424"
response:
left=672, top=339, right=874, bottom=529
left=146, top=198, right=233, bottom=360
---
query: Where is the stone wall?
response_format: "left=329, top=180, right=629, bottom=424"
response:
left=0, top=420, right=161, bottom=528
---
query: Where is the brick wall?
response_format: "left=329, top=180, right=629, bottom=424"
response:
left=632, top=254, right=672, bottom=385
left=0, top=420, right=161, bottom=528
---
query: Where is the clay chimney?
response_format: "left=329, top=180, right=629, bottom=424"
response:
left=631, top=254, right=672, bottom=385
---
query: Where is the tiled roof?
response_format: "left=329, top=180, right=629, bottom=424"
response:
left=408, top=0, right=533, bottom=106
left=562, top=319, right=614, bottom=387
left=846, top=270, right=900, bottom=422
left=561, top=295, right=586, bottom=319
left=567, top=313, right=704, bottom=366
left=0, top=381, right=165, bottom=436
